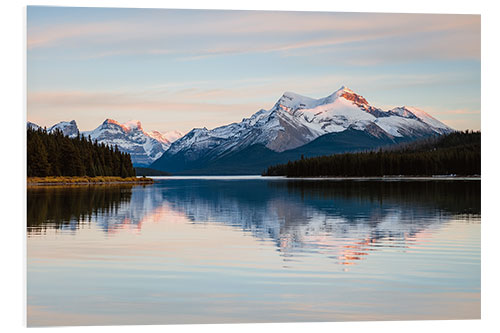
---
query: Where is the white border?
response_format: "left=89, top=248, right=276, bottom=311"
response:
left=2, top=1, right=498, bottom=332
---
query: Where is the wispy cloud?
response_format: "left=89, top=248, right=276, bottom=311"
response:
left=28, top=10, right=480, bottom=64
left=27, top=21, right=126, bottom=50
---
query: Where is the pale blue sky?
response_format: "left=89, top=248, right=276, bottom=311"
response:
left=27, top=6, right=480, bottom=133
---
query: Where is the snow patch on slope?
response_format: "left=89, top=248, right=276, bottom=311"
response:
left=402, top=106, right=451, bottom=131
left=48, top=120, right=79, bottom=138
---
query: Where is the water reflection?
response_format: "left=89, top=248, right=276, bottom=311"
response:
left=155, top=179, right=480, bottom=265
left=27, top=179, right=480, bottom=267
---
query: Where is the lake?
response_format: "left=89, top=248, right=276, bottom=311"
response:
left=27, top=176, right=481, bottom=326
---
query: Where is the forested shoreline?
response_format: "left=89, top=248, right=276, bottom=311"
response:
left=27, top=127, right=136, bottom=178
left=263, top=131, right=480, bottom=177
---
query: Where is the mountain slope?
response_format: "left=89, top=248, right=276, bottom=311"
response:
left=82, top=119, right=174, bottom=166
left=151, top=86, right=453, bottom=174
left=164, top=127, right=416, bottom=175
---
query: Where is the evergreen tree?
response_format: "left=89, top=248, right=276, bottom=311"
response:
left=263, top=131, right=480, bottom=177
left=27, top=131, right=50, bottom=177
left=27, top=127, right=136, bottom=177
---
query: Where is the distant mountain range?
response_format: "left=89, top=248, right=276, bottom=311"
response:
left=150, top=86, right=453, bottom=174
left=27, top=86, right=453, bottom=173
left=27, top=119, right=182, bottom=166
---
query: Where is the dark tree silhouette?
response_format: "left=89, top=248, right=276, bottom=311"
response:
left=27, top=127, right=136, bottom=178
left=263, top=131, right=480, bottom=177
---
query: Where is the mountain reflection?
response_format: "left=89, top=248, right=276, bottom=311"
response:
left=157, top=179, right=479, bottom=265
left=28, top=179, right=480, bottom=265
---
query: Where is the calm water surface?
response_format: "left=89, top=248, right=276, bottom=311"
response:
left=27, top=177, right=480, bottom=326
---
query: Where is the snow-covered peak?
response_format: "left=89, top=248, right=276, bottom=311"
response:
left=273, top=87, right=453, bottom=136
left=389, top=106, right=418, bottom=119
left=333, top=86, right=369, bottom=107
left=274, top=86, right=371, bottom=116
left=81, top=119, right=182, bottom=166
left=101, top=119, right=143, bottom=132
left=98, top=119, right=181, bottom=142
left=101, top=118, right=127, bottom=131
left=329, top=85, right=355, bottom=97
left=275, top=91, right=321, bottom=112
left=339, top=85, right=353, bottom=92
left=48, top=120, right=79, bottom=138
left=103, top=118, right=121, bottom=126
left=187, top=127, right=209, bottom=138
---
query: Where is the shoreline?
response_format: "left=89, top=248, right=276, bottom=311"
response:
left=27, top=176, right=154, bottom=186
left=151, top=175, right=480, bottom=181
left=281, top=176, right=481, bottom=181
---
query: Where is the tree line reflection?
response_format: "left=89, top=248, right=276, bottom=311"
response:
left=274, top=179, right=480, bottom=215
left=28, top=185, right=134, bottom=234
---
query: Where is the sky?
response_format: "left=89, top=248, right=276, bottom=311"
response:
left=27, top=6, right=481, bottom=133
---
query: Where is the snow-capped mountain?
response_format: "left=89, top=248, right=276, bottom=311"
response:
left=48, top=120, right=79, bottom=138
left=28, top=120, right=80, bottom=137
left=27, top=118, right=179, bottom=166
left=82, top=119, right=174, bottom=166
left=151, top=86, right=453, bottom=174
